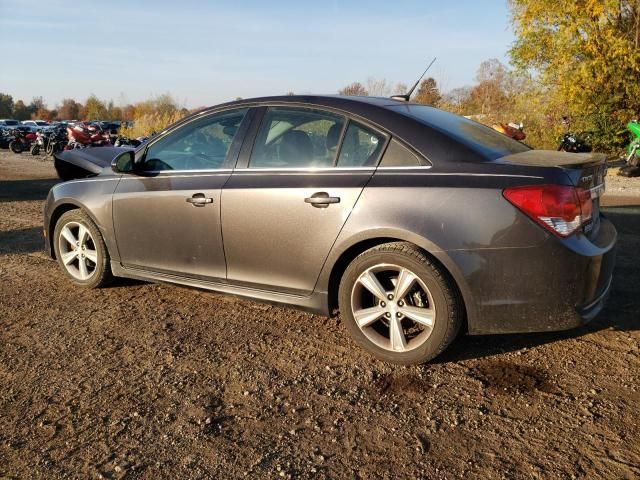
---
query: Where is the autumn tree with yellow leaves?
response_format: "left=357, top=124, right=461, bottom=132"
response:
left=509, top=0, right=640, bottom=151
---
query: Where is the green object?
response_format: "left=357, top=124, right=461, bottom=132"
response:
left=628, top=121, right=640, bottom=139
left=627, top=121, right=640, bottom=158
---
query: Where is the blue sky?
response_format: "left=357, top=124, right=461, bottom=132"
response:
left=0, top=0, right=514, bottom=109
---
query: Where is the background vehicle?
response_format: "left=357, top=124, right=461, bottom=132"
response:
left=618, top=120, right=640, bottom=177
left=45, top=126, right=68, bottom=155
left=45, top=95, right=616, bottom=365
left=22, top=120, right=51, bottom=131
left=0, top=119, right=22, bottom=128
left=8, top=127, right=37, bottom=153
left=558, top=132, right=592, bottom=153
left=66, top=122, right=111, bottom=149
left=492, top=122, right=526, bottom=141
left=0, top=126, right=13, bottom=148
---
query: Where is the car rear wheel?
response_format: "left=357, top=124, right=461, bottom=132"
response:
left=53, top=210, right=112, bottom=288
left=339, top=242, right=462, bottom=365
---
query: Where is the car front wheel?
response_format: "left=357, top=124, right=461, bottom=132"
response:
left=53, top=210, right=112, bottom=288
left=339, top=242, right=462, bottom=365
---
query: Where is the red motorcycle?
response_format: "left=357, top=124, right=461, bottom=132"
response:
left=8, top=128, right=37, bottom=153
left=66, top=122, right=111, bottom=149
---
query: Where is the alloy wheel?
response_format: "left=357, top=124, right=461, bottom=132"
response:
left=350, top=263, right=436, bottom=352
left=57, top=221, right=98, bottom=281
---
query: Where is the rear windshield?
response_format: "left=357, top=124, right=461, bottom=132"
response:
left=389, top=105, right=530, bottom=160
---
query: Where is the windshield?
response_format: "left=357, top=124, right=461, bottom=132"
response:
left=35, top=121, right=49, bottom=126
left=3, top=120, right=19, bottom=126
left=389, top=105, right=530, bottom=160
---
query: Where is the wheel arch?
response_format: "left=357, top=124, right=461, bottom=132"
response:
left=322, top=231, right=475, bottom=332
left=48, top=201, right=105, bottom=260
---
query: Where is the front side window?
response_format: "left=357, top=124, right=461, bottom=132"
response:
left=249, top=107, right=345, bottom=168
left=336, top=122, right=386, bottom=167
left=143, top=108, right=248, bottom=171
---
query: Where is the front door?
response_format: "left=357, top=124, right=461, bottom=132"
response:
left=112, top=108, right=250, bottom=280
left=222, top=106, right=387, bottom=294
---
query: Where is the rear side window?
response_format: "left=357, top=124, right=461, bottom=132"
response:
left=379, top=139, right=424, bottom=167
left=336, top=122, right=386, bottom=167
left=250, top=107, right=345, bottom=168
left=389, top=105, right=530, bottom=160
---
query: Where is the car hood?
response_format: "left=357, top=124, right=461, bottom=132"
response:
left=54, top=146, right=133, bottom=181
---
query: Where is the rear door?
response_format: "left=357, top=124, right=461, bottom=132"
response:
left=112, top=107, right=252, bottom=280
left=221, top=106, right=388, bottom=295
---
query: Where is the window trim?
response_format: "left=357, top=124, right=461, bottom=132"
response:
left=237, top=105, right=391, bottom=171
left=137, top=106, right=254, bottom=174
left=245, top=106, right=348, bottom=170
left=333, top=119, right=389, bottom=169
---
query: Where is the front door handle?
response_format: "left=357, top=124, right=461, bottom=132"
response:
left=304, top=192, right=340, bottom=208
left=186, top=193, right=213, bottom=207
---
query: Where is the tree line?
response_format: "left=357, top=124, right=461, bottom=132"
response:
left=0, top=92, right=190, bottom=124
left=335, top=0, right=640, bottom=154
left=1, top=1, right=637, bottom=151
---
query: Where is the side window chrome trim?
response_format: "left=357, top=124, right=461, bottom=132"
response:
left=233, top=167, right=376, bottom=173
left=376, top=165, right=433, bottom=170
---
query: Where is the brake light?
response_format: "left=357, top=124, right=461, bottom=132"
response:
left=503, top=184, right=592, bottom=237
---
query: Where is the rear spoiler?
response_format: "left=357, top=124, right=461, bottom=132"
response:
left=498, top=150, right=607, bottom=168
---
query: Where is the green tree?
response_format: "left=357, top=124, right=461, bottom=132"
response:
left=0, top=93, right=14, bottom=117
left=13, top=100, right=30, bottom=120
left=84, top=95, right=108, bottom=120
left=509, top=0, right=640, bottom=151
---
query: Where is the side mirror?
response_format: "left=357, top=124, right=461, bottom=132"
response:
left=111, top=150, right=135, bottom=173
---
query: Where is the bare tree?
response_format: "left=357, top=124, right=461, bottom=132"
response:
left=365, top=77, right=391, bottom=97
left=338, top=82, right=368, bottom=96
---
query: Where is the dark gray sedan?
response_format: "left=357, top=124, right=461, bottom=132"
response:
left=44, top=95, right=616, bottom=364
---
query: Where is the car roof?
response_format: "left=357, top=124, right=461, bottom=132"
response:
left=190, top=95, right=488, bottom=164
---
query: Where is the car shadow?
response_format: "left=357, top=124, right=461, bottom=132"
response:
left=434, top=205, right=640, bottom=364
left=0, top=178, right=59, bottom=202
left=0, top=227, right=45, bottom=255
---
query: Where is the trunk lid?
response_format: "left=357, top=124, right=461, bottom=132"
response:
left=499, top=150, right=607, bottom=238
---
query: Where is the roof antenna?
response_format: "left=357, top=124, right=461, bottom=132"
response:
left=391, top=57, right=437, bottom=102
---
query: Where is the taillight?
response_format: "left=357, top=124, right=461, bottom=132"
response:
left=503, top=184, right=592, bottom=237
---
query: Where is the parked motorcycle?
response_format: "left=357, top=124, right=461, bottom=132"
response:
left=0, top=127, right=13, bottom=149
left=30, top=130, right=52, bottom=155
left=618, top=120, right=640, bottom=177
left=8, top=128, right=37, bottom=153
left=558, top=132, right=592, bottom=153
left=66, top=122, right=111, bottom=149
left=113, top=135, right=141, bottom=147
left=46, top=127, right=68, bottom=155
left=492, top=122, right=526, bottom=141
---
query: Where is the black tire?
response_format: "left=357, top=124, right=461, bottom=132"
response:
left=30, top=145, right=39, bottom=155
left=9, top=140, right=22, bottom=153
left=53, top=210, right=112, bottom=288
left=338, top=242, right=462, bottom=365
left=46, top=142, right=54, bottom=156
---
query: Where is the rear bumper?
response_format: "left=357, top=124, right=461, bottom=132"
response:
left=450, top=215, right=617, bottom=335
left=576, top=275, right=612, bottom=322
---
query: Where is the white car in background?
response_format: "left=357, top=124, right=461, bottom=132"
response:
left=22, top=120, right=51, bottom=131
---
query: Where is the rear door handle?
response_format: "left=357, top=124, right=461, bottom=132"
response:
left=304, top=192, right=340, bottom=208
left=186, top=193, right=213, bottom=207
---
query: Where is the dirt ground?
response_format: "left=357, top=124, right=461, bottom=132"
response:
left=1, top=150, right=639, bottom=480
